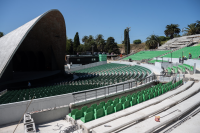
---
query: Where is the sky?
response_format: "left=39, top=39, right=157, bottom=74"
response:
left=0, top=0, right=199, bottom=44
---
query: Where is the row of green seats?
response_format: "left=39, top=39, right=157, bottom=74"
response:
left=162, top=46, right=200, bottom=59
left=123, top=50, right=171, bottom=61
left=68, top=80, right=183, bottom=123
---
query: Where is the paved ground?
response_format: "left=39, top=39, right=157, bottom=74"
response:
left=0, top=119, right=83, bottom=133
left=35, top=119, right=83, bottom=133
left=0, top=122, right=24, bottom=133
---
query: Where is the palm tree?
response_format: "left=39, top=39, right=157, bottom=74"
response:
left=0, top=32, right=4, bottom=38
left=184, top=23, right=199, bottom=35
left=82, top=36, right=88, bottom=43
left=145, top=35, right=161, bottom=49
left=95, top=34, right=105, bottom=52
left=164, top=24, right=180, bottom=39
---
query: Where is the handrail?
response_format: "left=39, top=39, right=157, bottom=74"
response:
left=72, top=74, right=156, bottom=95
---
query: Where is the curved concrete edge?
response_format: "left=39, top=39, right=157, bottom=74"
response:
left=91, top=81, right=199, bottom=133
left=0, top=9, right=63, bottom=78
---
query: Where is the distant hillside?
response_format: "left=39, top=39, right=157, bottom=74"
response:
left=118, top=43, right=146, bottom=54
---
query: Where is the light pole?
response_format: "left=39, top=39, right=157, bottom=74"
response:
left=126, top=27, right=131, bottom=55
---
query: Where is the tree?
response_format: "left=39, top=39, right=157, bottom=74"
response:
left=124, top=29, right=130, bottom=54
left=73, top=32, right=80, bottom=54
left=66, top=38, right=73, bottom=54
left=82, top=35, right=97, bottom=53
left=95, top=34, right=105, bottom=52
left=185, top=23, right=200, bottom=35
left=164, top=24, right=180, bottom=39
left=104, top=37, right=120, bottom=54
left=133, top=39, right=141, bottom=44
left=82, top=36, right=89, bottom=43
left=145, top=35, right=161, bottom=49
left=0, top=32, right=4, bottom=38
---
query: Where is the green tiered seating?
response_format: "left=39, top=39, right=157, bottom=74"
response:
left=123, top=50, right=171, bottom=61
left=68, top=80, right=183, bottom=123
left=162, top=46, right=200, bottom=59
left=0, top=63, right=152, bottom=105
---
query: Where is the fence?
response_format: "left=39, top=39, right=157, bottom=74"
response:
left=72, top=75, right=156, bottom=103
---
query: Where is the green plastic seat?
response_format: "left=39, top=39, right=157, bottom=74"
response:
left=158, top=89, right=162, bottom=95
left=132, top=93, right=136, bottom=99
left=126, top=95, right=132, bottom=101
left=81, top=106, right=88, bottom=115
left=130, top=98, right=137, bottom=106
left=149, top=92, right=154, bottom=99
left=107, top=99, right=113, bottom=104
left=137, top=96, right=143, bottom=103
left=112, top=100, right=119, bottom=107
left=91, top=104, right=97, bottom=110
left=122, top=100, right=130, bottom=109
left=114, top=97, right=119, bottom=103
left=120, top=98, right=126, bottom=104
left=84, top=107, right=93, bottom=116
left=99, top=101, right=105, bottom=107
left=154, top=91, right=158, bottom=97
left=68, top=109, right=78, bottom=117
left=103, top=102, right=111, bottom=110
left=143, top=93, right=149, bottom=101
left=94, top=108, right=105, bottom=119
left=95, top=104, right=103, bottom=113
left=72, top=110, right=82, bottom=120
left=114, top=103, right=122, bottom=112
left=81, top=112, right=94, bottom=123
left=105, top=106, right=114, bottom=115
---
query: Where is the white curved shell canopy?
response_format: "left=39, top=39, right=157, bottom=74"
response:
left=0, top=9, right=66, bottom=78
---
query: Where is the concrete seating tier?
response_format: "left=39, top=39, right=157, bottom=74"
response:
left=92, top=81, right=199, bottom=133
left=123, top=50, right=171, bottom=61
left=119, top=87, right=200, bottom=133
left=162, top=46, right=200, bottom=59
left=0, top=64, right=151, bottom=105
left=78, top=81, right=193, bottom=133
left=166, top=64, right=193, bottom=74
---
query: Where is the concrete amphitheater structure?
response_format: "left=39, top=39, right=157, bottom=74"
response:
left=0, top=9, right=66, bottom=82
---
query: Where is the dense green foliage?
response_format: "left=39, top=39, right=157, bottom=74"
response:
left=73, top=32, right=81, bottom=54
left=66, top=33, right=119, bottom=54
left=66, top=38, right=73, bottom=54
left=145, top=35, right=161, bottom=49
left=164, top=24, right=180, bottom=39
left=104, top=37, right=120, bottom=54
left=184, top=20, right=200, bottom=35
left=124, top=29, right=130, bottom=54
left=0, top=32, right=3, bottom=38
left=133, top=39, right=141, bottom=44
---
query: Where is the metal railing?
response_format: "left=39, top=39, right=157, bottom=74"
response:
left=72, top=75, right=156, bottom=103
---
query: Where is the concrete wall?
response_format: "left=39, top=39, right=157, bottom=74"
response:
left=0, top=93, right=73, bottom=125
left=155, top=58, right=200, bottom=69
left=31, top=106, right=69, bottom=124
left=65, top=61, right=107, bottom=72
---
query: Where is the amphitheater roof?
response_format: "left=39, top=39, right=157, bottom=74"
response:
left=0, top=9, right=64, bottom=78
